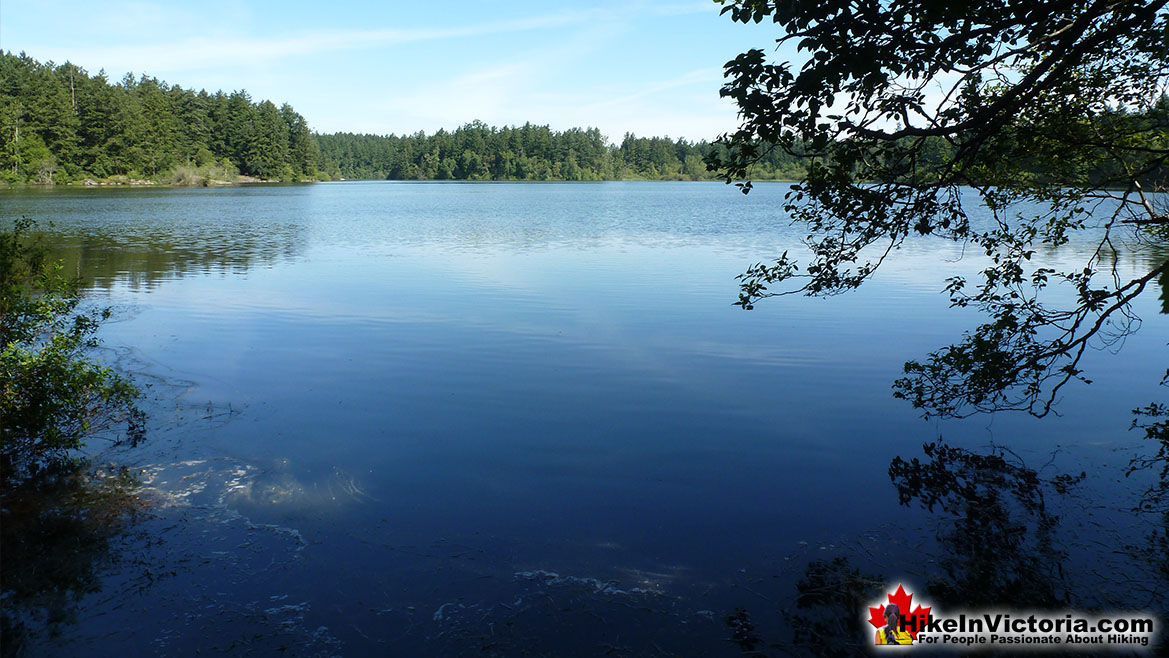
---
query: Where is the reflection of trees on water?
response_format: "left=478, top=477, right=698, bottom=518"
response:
left=41, top=225, right=307, bottom=291
left=722, top=556, right=885, bottom=657
left=1132, top=258, right=1169, bottom=595
left=1158, top=262, right=1169, bottom=313
left=1129, top=384, right=1169, bottom=595
left=728, top=435, right=1168, bottom=657
left=888, top=441, right=1080, bottom=608
left=0, top=464, right=144, bottom=657
left=779, top=558, right=883, bottom=658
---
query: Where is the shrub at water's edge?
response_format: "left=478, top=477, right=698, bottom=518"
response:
left=1, top=217, right=143, bottom=486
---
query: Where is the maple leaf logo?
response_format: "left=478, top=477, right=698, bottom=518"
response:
left=867, top=584, right=932, bottom=640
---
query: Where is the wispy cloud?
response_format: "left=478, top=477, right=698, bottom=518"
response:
left=39, top=10, right=602, bottom=74
left=31, top=2, right=721, bottom=75
left=579, top=67, right=726, bottom=112
left=7, top=0, right=753, bottom=140
left=372, top=19, right=618, bottom=128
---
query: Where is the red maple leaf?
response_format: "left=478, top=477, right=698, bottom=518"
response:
left=867, top=584, right=932, bottom=640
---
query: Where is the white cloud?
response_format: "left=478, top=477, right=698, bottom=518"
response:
left=579, top=67, right=725, bottom=113
left=43, top=12, right=600, bottom=75
left=321, top=57, right=735, bottom=141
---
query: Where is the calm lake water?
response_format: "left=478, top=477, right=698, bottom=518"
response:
left=2, top=182, right=1166, bottom=656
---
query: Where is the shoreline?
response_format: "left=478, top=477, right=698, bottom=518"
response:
left=3, top=176, right=800, bottom=189
left=2, top=175, right=319, bottom=189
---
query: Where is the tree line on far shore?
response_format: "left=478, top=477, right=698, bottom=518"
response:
left=3, top=50, right=1162, bottom=187
left=314, top=124, right=806, bottom=181
left=0, top=52, right=809, bottom=185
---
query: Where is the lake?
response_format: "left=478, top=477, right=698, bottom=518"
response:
left=2, top=181, right=1166, bottom=656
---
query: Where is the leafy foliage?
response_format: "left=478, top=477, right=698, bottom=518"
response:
left=1, top=217, right=143, bottom=483
left=713, top=0, right=1169, bottom=418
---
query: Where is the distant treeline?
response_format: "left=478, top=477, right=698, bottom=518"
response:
left=315, top=125, right=807, bottom=181
left=0, top=52, right=807, bottom=185
left=886, top=97, right=1169, bottom=189
left=5, top=51, right=1159, bottom=187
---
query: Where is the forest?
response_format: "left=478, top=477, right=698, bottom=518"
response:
left=2, top=50, right=1162, bottom=187
left=316, top=125, right=807, bottom=181
left=0, top=52, right=319, bottom=185
left=0, top=52, right=807, bottom=185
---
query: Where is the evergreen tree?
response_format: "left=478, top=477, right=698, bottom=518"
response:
left=0, top=51, right=323, bottom=184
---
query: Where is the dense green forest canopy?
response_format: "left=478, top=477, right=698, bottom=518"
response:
left=324, top=126, right=696, bottom=181
left=0, top=51, right=817, bottom=185
left=3, top=49, right=1162, bottom=188
left=315, top=125, right=809, bottom=181
left=0, top=52, right=319, bottom=184
left=0, top=51, right=808, bottom=185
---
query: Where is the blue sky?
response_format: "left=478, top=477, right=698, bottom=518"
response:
left=0, top=0, right=786, bottom=142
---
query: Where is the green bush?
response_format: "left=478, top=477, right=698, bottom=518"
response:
left=1, top=218, right=143, bottom=485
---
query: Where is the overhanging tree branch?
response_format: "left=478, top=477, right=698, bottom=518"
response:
left=714, top=0, right=1169, bottom=417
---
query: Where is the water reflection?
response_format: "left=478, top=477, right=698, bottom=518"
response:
left=718, top=434, right=1168, bottom=657
left=0, top=463, right=143, bottom=657
left=1, top=186, right=313, bottom=291
left=3, top=183, right=1165, bottom=656
left=224, top=460, right=376, bottom=519
left=1129, top=387, right=1169, bottom=602
left=42, top=225, right=306, bottom=291
left=749, top=557, right=883, bottom=657
left=1159, top=261, right=1169, bottom=314
left=888, top=440, right=1078, bottom=608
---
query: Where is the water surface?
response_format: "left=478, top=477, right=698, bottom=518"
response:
left=2, top=181, right=1165, bottom=656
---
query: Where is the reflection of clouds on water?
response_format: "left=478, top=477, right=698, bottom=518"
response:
left=138, top=455, right=374, bottom=523
left=35, top=452, right=371, bottom=656
left=227, top=462, right=376, bottom=512
left=24, top=477, right=342, bottom=657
